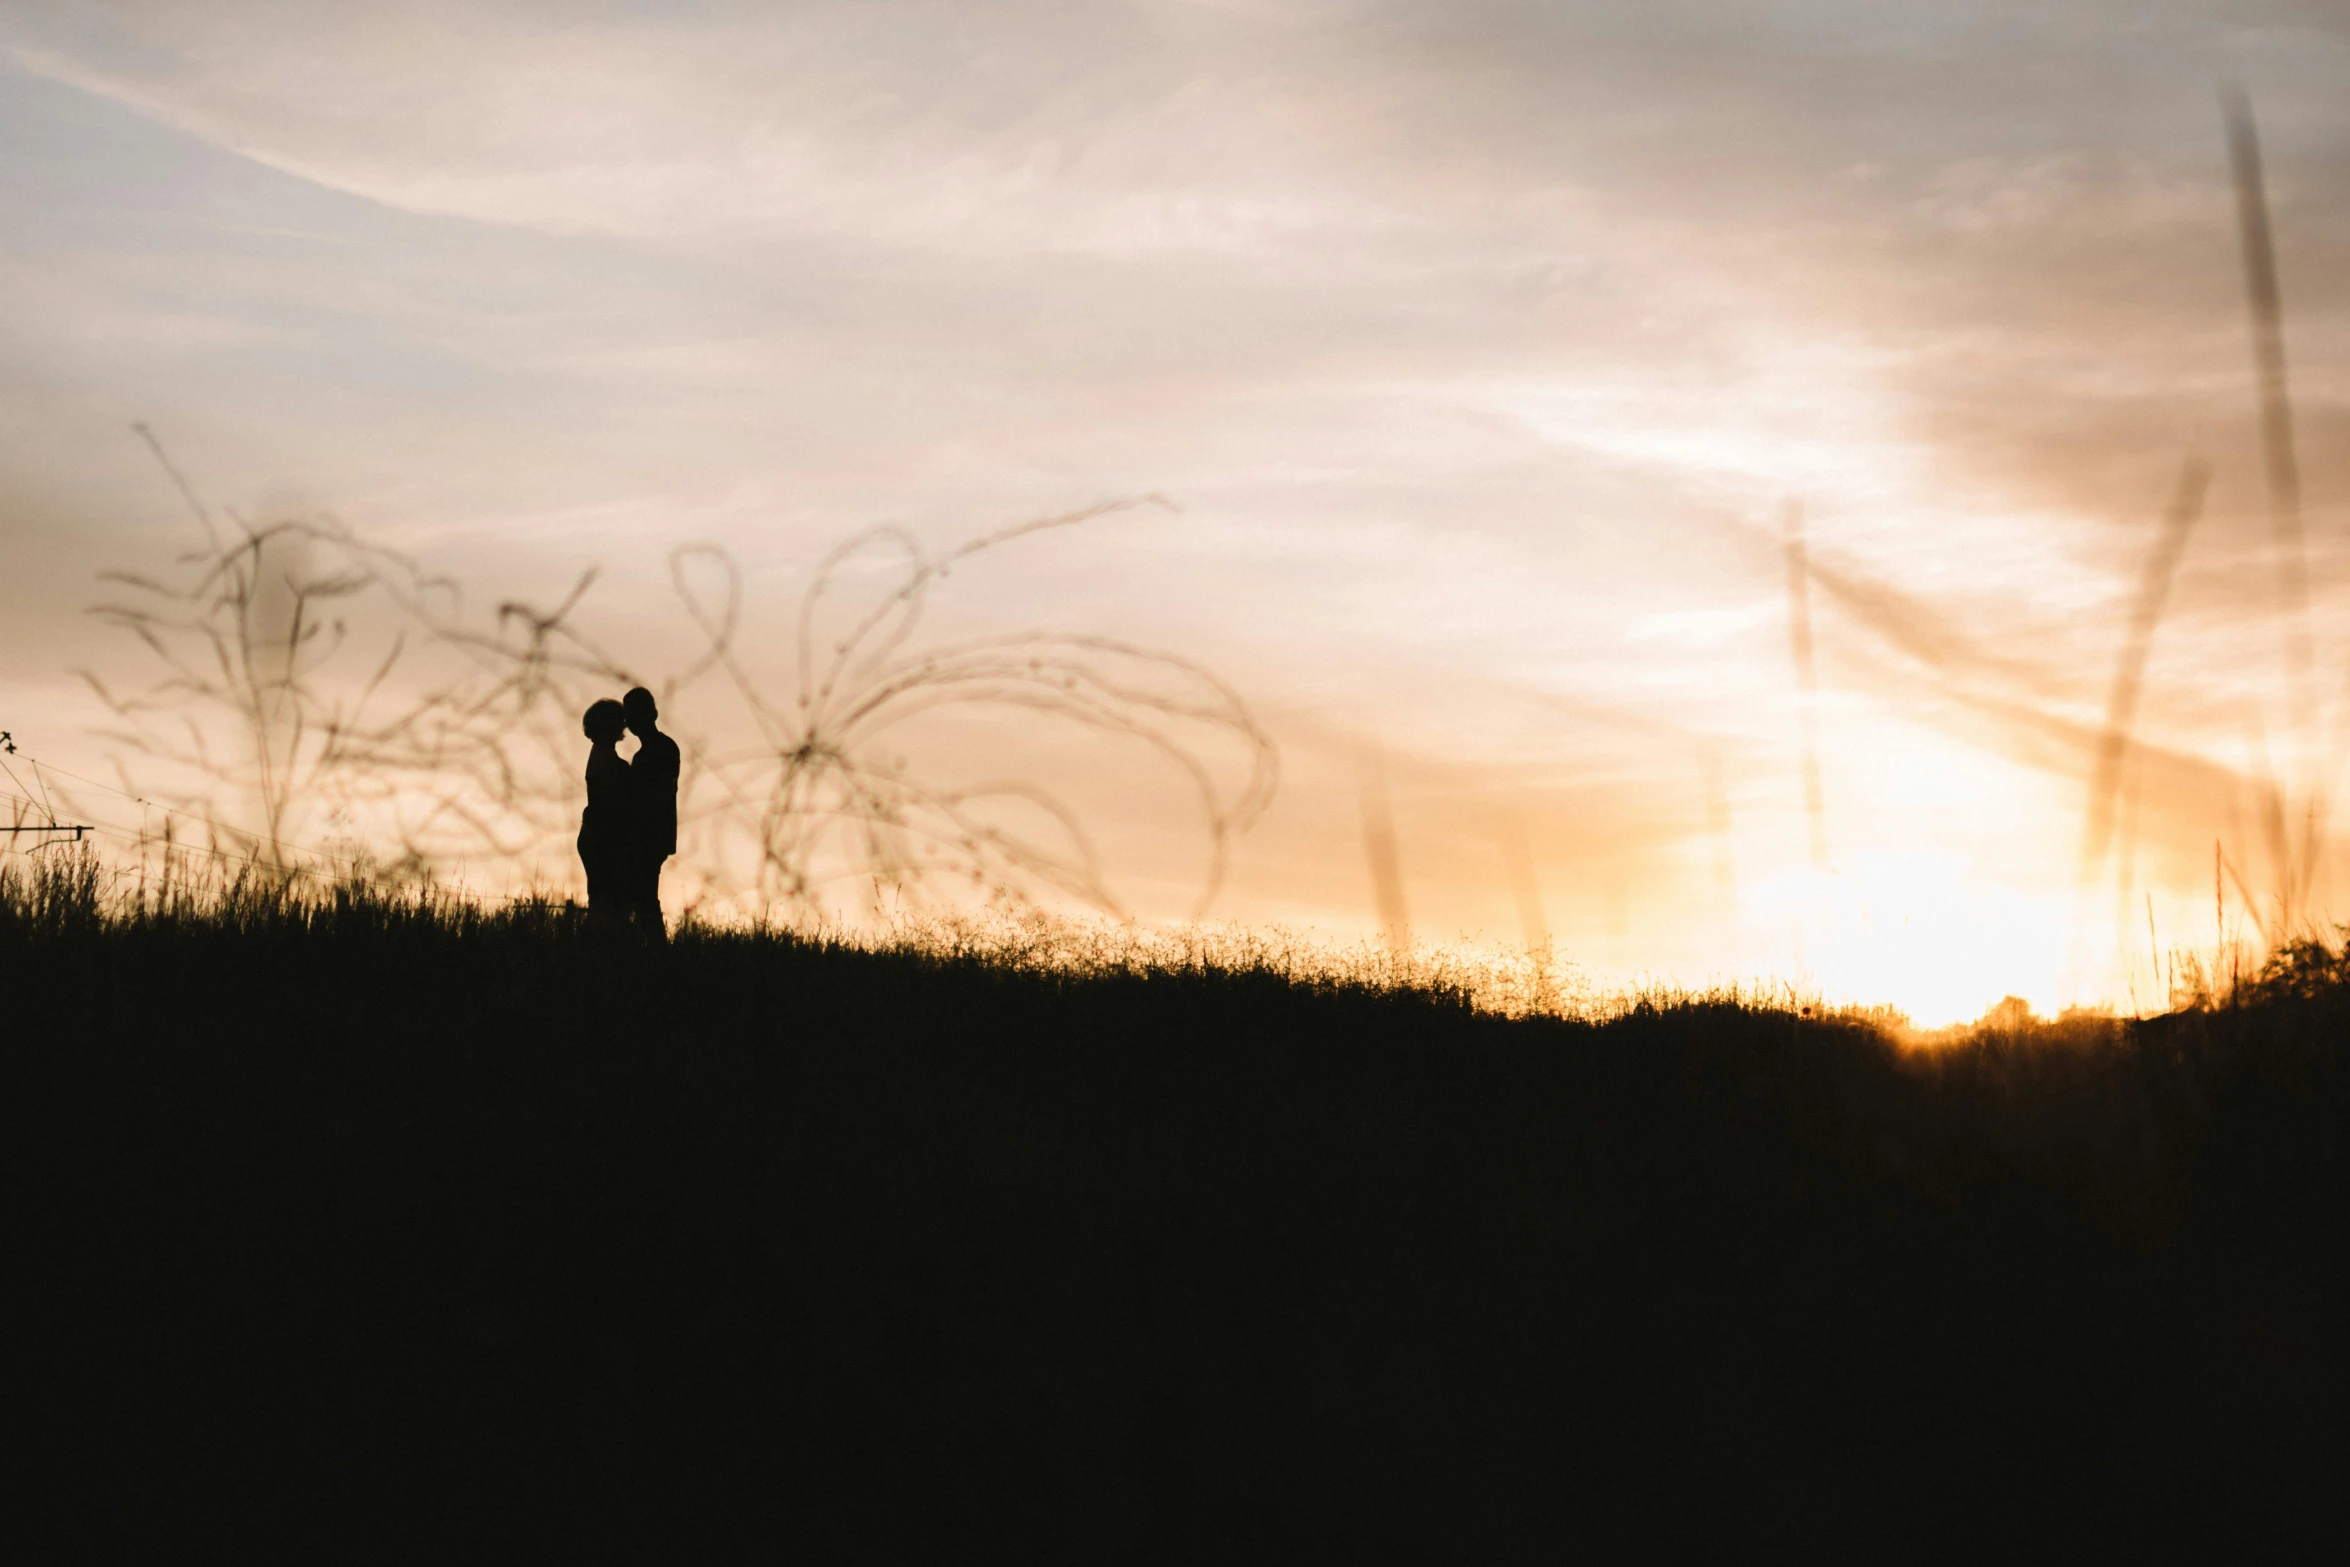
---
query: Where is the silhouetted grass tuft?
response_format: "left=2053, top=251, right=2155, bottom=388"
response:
left=3, top=859, right=2345, bottom=1559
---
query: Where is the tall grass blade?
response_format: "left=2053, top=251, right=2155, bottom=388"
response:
left=1782, top=498, right=1829, bottom=868
left=2222, top=85, right=2316, bottom=765
left=1356, top=745, right=1410, bottom=957
left=2080, top=459, right=2209, bottom=890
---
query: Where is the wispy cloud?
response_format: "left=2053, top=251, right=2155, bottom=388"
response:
left=1, top=0, right=2347, bottom=1020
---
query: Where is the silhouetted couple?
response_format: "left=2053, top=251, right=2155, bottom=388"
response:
left=578, top=686, right=680, bottom=930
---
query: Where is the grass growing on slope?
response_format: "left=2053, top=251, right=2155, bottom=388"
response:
left=2, top=852, right=2344, bottom=1560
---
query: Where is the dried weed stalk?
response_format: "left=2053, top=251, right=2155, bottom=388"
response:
left=669, top=498, right=1276, bottom=918
left=86, top=450, right=1275, bottom=920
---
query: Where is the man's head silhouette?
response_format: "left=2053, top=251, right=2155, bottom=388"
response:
left=623, top=687, right=660, bottom=735
left=582, top=699, right=626, bottom=745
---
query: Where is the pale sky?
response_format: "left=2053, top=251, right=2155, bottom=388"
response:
left=4, top=2, right=2348, bottom=1022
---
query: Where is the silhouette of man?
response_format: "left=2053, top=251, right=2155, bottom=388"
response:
left=622, top=686, right=680, bottom=927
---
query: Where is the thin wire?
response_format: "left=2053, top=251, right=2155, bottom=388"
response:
left=0, top=755, right=49, bottom=815
left=0, top=780, right=445, bottom=895
left=0, top=748, right=376, bottom=878
left=0, top=786, right=535, bottom=907
left=5, top=751, right=213, bottom=828
left=2, top=749, right=518, bottom=892
left=0, top=784, right=324, bottom=873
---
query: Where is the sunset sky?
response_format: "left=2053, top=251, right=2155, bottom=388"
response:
left=3, top=2, right=2348, bottom=1023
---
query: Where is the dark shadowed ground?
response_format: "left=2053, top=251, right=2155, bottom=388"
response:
left=3, top=865, right=2345, bottom=1562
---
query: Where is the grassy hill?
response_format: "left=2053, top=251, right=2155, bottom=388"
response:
left=4, top=856, right=2344, bottom=1560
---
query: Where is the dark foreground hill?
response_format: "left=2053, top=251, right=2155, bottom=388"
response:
left=4, top=870, right=2346, bottom=1561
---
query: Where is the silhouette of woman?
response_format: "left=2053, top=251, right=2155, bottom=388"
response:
left=578, top=698, right=635, bottom=922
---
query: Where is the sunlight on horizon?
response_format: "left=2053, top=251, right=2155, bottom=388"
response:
left=2, top=4, right=2346, bottom=1028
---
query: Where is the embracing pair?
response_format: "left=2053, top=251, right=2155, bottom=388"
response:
left=577, top=686, right=681, bottom=927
